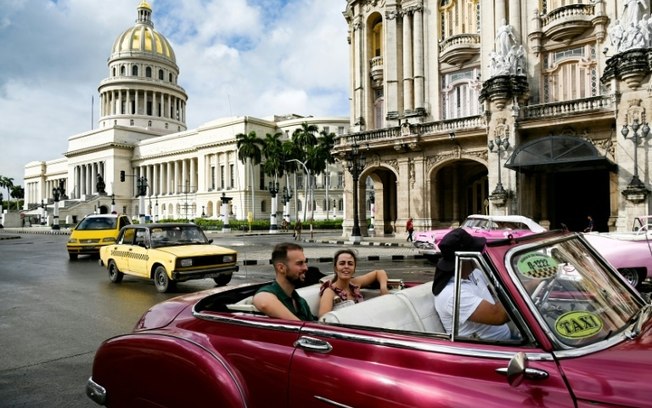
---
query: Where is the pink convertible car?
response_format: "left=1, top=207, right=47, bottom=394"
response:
left=87, top=231, right=652, bottom=407
left=584, top=216, right=652, bottom=289
left=414, top=214, right=546, bottom=261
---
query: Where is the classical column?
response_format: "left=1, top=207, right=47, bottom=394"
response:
left=182, top=159, right=189, bottom=192
left=190, top=157, right=196, bottom=192
left=385, top=7, right=400, bottom=121
left=495, top=0, right=506, bottom=28
left=402, top=9, right=414, bottom=114
left=413, top=5, right=425, bottom=114
left=174, top=160, right=181, bottom=194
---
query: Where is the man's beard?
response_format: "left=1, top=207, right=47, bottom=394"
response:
left=287, top=273, right=305, bottom=286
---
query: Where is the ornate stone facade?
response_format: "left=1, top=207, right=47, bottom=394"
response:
left=341, top=0, right=650, bottom=236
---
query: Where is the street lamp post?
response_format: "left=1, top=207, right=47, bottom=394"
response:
left=344, top=137, right=366, bottom=243
left=282, top=186, right=293, bottom=225
left=220, top=192, right=232, bottom=232
left=368, top=191, right=375, bottom=235
left=40, top=200, right=46, bottom=225
left=621, top=119, right=651, bottom=203
left=110, top=193, right=116, bottom=213
left=268, top=181, right=279, bottom=232
left=136, top=176, right=148, bottom=224
left=51, top=187, right=62, bottom=230
left=488, top=135, right=510, bottom=206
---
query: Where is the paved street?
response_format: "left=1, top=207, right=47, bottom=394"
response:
left=0, top=229, right=433, bottom=408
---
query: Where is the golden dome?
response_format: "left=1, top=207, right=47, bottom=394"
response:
left=110, top=2, right=176, bottom=64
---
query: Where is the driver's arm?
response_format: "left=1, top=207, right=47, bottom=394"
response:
left=468, top=299, right=510, bottom=325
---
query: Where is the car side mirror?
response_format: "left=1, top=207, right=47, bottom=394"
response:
left=208, top=239, right=213, bottom=244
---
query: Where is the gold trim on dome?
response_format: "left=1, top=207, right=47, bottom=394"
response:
left=138, top=1, right=152, bottom=11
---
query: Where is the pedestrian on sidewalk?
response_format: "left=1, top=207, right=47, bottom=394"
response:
left=294, top=219, right=302, bottom=241
left=406, top=217, right=414, bottom=242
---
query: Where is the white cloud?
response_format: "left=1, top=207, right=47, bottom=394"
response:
left=0, top=0, right=349, bottom=185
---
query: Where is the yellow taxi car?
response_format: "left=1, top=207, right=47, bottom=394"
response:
left=98, top=223, right=238, bottom=292
left=67, top=214, right=131, bottom=260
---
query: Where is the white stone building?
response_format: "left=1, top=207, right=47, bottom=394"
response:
left=23, top=1, right=348, bottom=227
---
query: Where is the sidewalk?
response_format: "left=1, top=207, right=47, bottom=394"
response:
left=0, top=227, right=427, bottom=265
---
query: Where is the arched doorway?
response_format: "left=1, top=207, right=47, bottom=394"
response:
left=505, top=136, right=616, bottom=232
left=430, top=159, right=488, bottom=226
left=364, top=166, right=398, bottom=236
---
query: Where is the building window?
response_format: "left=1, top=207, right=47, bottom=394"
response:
left=146, top=67, right=152, bottom=78
left=338, top=126, right=345, bottom=135
left=132, top=65, right=138, bottom=76
left=229, top=164, right=234, bottom=188
left=210, top=166, right=216, bottom=190
left=336, top=172, right=344, bottom=188
left=261, top=200, right=267, bottom=213
left=543, top=44, right=596, bottom=103
left=442, top=68, right=481, bottom=119
left=158, top=69, right=164, bottom=80
left=259, top=171, right=265, bottom=190
left=220, top=165, right=225, bottom=189
left=120, top=66, right=126, bottom=76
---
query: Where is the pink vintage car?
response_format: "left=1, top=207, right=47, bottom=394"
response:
left=414, top=214, right=546, bottom=261
left=584, top=216, right=652, bottom=289
left=87, top=231, right=652, bottom=407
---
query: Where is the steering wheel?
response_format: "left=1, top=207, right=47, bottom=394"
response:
left=531, top=279, right=554, bottom=308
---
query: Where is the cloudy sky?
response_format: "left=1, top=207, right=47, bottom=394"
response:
left=0, top=0, right=350, bottom=186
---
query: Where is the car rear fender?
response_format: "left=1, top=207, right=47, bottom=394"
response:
left=91, top=333, right=247, bottom=407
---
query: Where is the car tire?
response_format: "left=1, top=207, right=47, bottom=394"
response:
left=68, top=253, right=78, bottom=260
left=154, top=265, right=174, bottom=293
left=108, top=260, right=124, bottom=283
left=619, top=268, right=641, bottom=289
left=213, top=273, right=233, bottom=287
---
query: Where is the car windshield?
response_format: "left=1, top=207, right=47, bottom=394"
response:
left=150, top=225, right=209, bottom=247
left=509, top=236, right=642, bottom=348
left=76, top=217, right=117, bottom=230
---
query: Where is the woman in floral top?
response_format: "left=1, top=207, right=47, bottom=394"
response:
left=318, top=249, right=390, bottom=318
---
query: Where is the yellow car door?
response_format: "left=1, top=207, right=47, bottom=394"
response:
left=126, top=228, right=150, bottom=278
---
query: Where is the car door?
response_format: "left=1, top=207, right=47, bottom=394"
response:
left=288, top=325, right=573, bottom=408
left=126, top=228, right=150, bottom=278
left=111, top=227, right=134, bottom=272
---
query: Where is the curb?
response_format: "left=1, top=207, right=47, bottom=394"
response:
left=236, top=253, right=427, bottom=266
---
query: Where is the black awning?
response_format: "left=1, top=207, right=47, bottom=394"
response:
left=504, top=135, right=617, bottom=173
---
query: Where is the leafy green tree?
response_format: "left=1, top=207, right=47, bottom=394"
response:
left=236, top=130, right=263, bottom=220
left=11, top=185, right=24, bottom=210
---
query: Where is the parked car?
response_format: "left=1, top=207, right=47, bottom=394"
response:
left=87, top=231, right=652, bottom=407
left=584, top=216, right=652, bottom=289
left=414, top=214, right=546, bottom=261
left=98, top=223, right=238, bottom=292
left=66, top=214, right=131, bottom=260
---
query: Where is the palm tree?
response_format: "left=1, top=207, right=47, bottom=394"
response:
left=291, top=122, right=319, bottom=220
left=236, top=130, right=263, bottom=221
left=0, top=176, right=14, bottom=207
left=261, top=132, right=285, bottom=229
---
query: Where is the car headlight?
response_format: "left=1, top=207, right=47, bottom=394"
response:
left=223, top=254, right=235, bottom=263
left=68, top=238, right=78, bottom=244
left=180, top=259, right=193, bottom=267
left=102, top=237, right=116, bottom=243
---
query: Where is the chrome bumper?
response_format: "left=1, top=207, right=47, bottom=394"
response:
left=86, top=376, right=107, bottom=405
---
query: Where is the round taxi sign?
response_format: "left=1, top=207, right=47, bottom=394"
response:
left=516, top=253, right=558, bottom=279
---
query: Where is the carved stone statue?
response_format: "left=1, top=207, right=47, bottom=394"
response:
left=489, top=20, right=525, bottom=78
left=58, top=179, right=67, bottom=199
